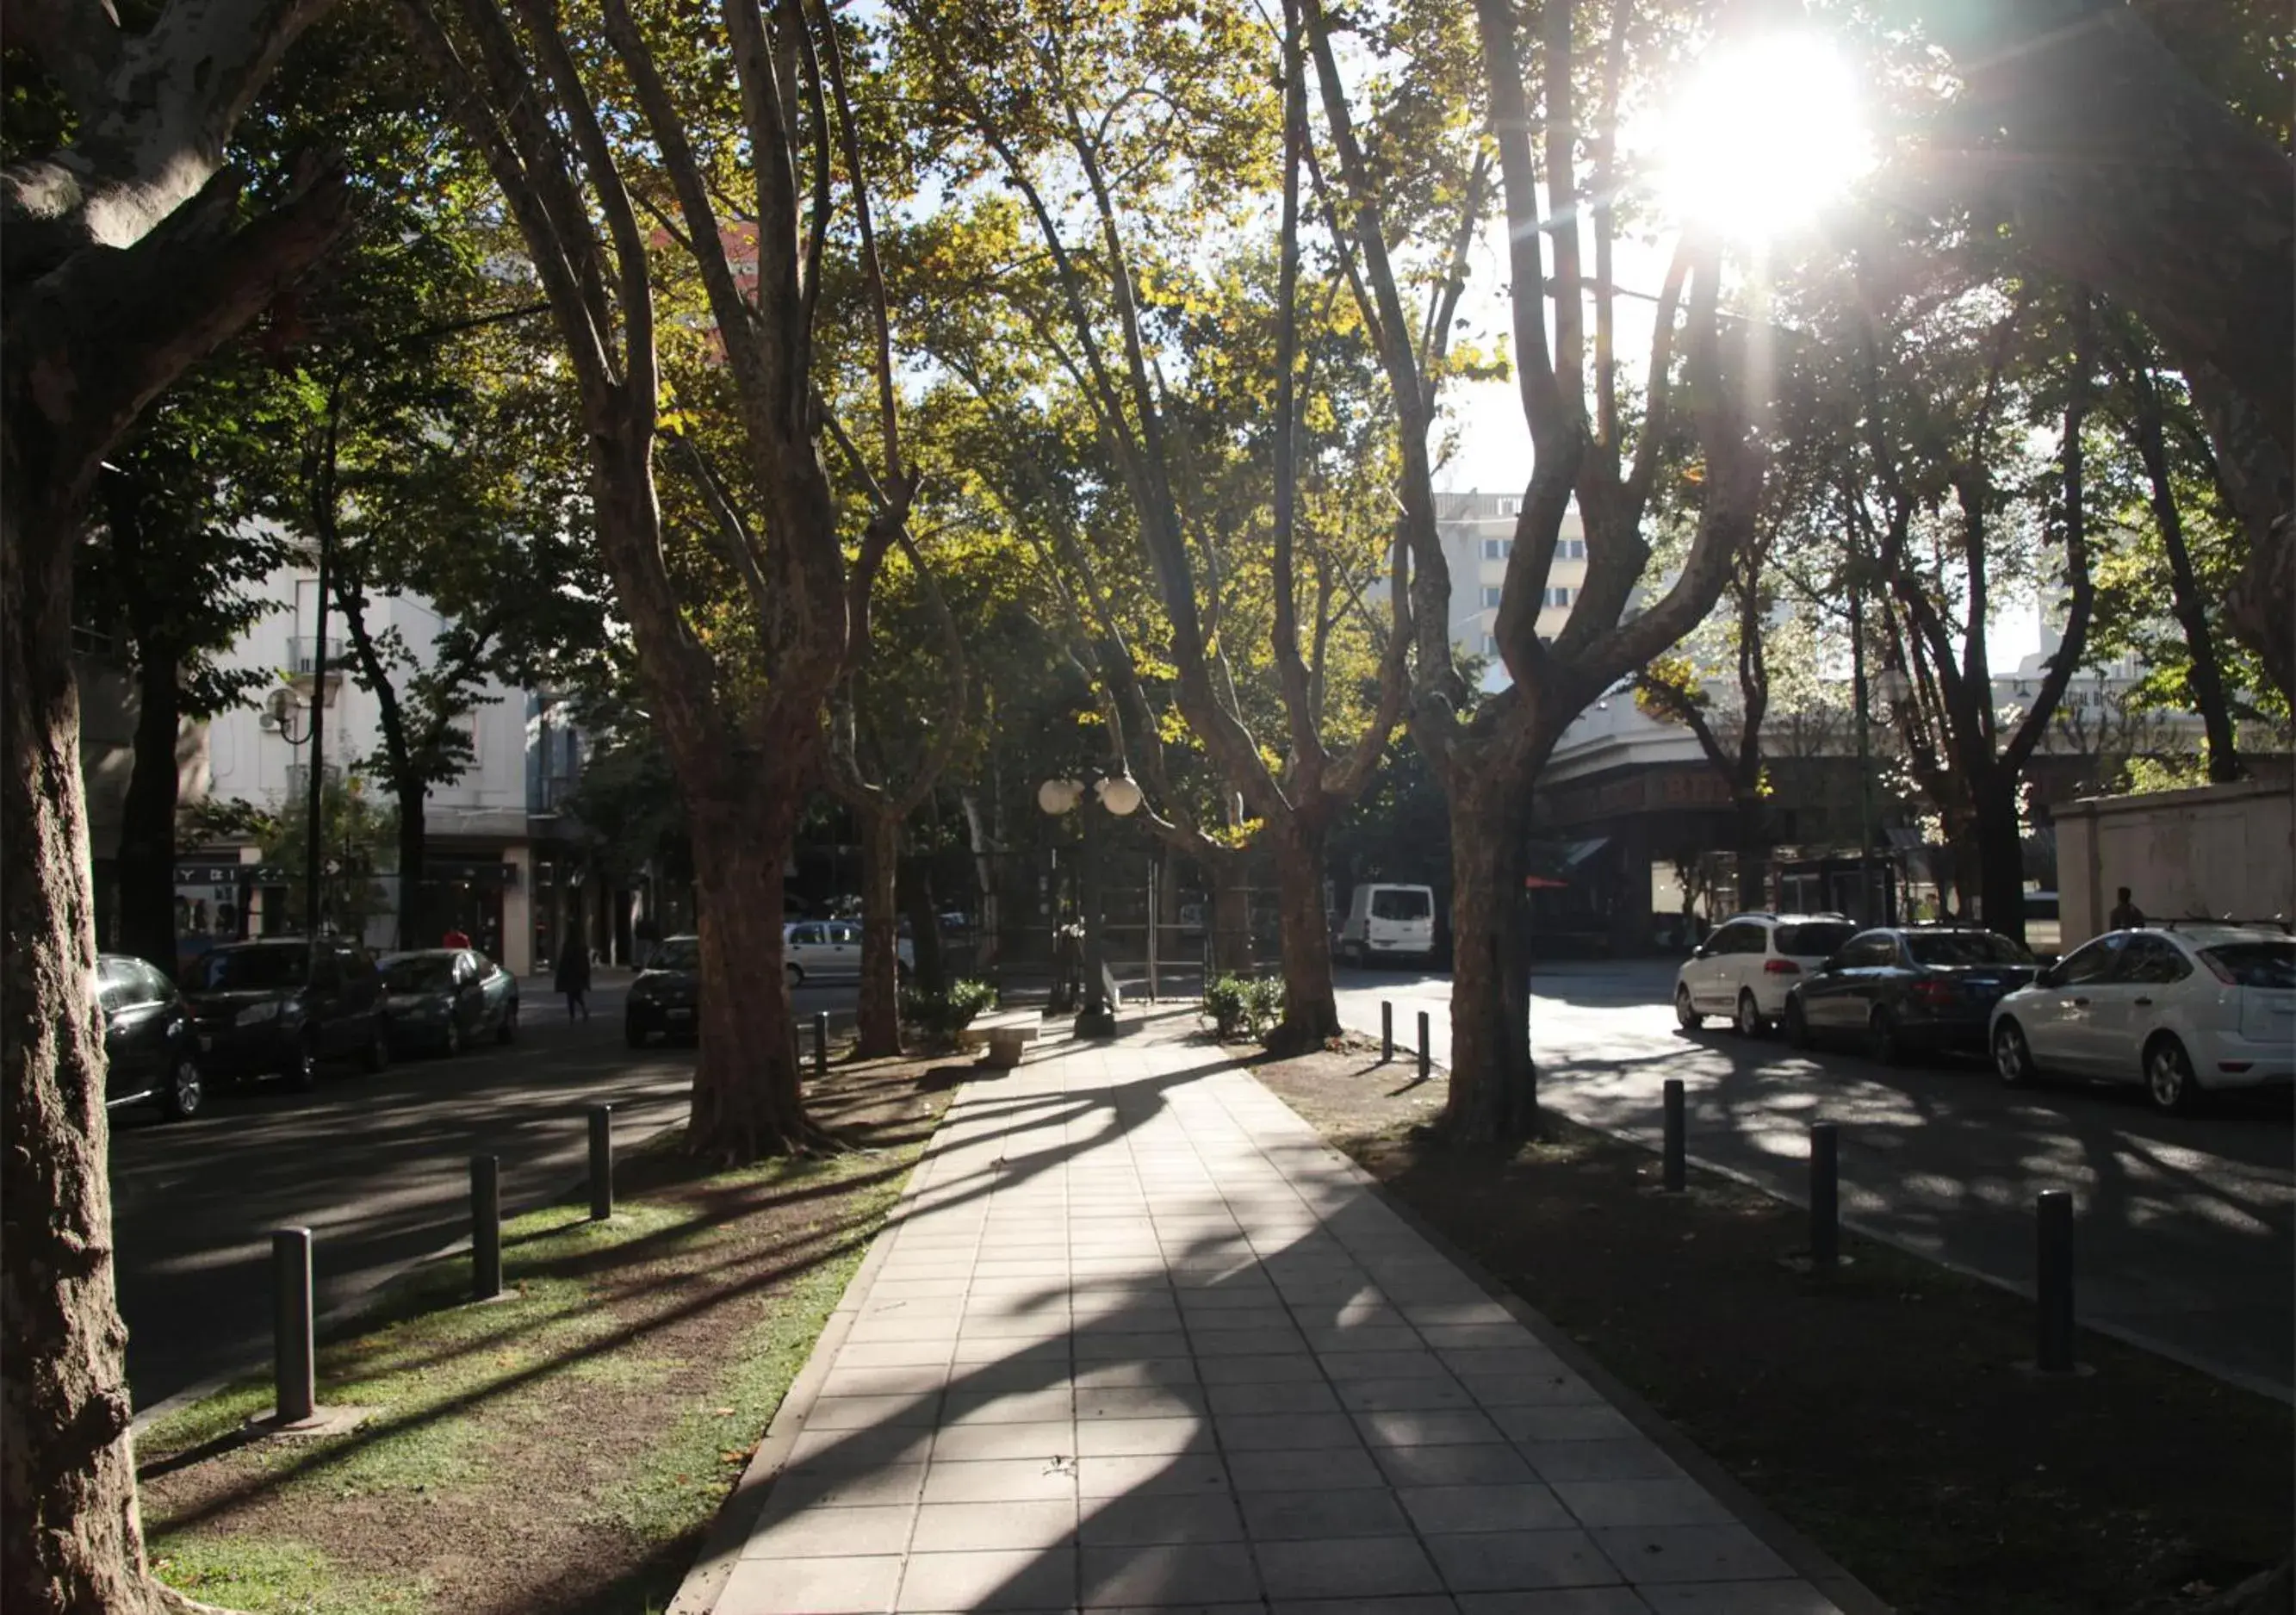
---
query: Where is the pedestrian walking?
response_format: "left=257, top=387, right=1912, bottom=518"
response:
left=555, top=930, right=592, bottom=1020
left=2109, top=887, right=2146, bottom=930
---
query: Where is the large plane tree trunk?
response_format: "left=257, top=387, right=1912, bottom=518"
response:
left=115, top=649, right=186, bottom=973
left=394, top=780, right=426, bottom=951
left=1970, top=767, right=2028, bottom=947
left=1442, top=755, right=1537, bottom=1143
left=1209, top=855, right=1253, bottom=977
left=854, top=806, right=902, bottom=1058
left=1266, top=813, right=1338, bottom=1053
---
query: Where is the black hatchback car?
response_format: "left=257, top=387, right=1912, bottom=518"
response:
left=182, top=936, right=390, bottom=1089
left=625, top=935, right=700, bottom=1047
left=1784, top=927, right=2038, bottom=1063
left=96, top=953, right=204, bottom=1121
left=379, top=948, right=520, bottom=1056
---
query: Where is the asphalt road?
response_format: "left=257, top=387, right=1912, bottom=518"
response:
left=109, top=978, right=861, bottom=1416
left=1334, top=960, right=2296, bottom=1400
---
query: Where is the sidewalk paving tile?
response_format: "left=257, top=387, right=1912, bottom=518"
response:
left=698, top=1019, right=1850, bottom=1615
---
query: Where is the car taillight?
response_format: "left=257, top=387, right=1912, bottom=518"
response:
left=1913, top=978, right=1957, bottom=1006
left=1764, top=959, right=1800, bottom=975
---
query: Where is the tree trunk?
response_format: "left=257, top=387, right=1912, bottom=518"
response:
left=900, top=850, right=946, bottom=997
left=959, top=788, right=997, bottom=972
left=3, top=495, right=171, bottom=1614
left=1209, top=855, right=1253, bottom=976
left=1732, top=792, right=1766, bottom=913
left=1970, top=767, right=2027, bottom=947
left=394, top=781, right=426, bottom=952
left=115, top=650, right=184, bottom=974
left=1266, top=812, right=1338, bottom=1053
left=854, top=806, right=902, bottom=1059
left=1442, top=764, right=1536, bottom=1143
left=683, top=791, right=819, bottom=1158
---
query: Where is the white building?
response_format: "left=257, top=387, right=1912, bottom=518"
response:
left=1434, top=490, right=1589, bottom=691
left=180, top=558, right=540, bottom=973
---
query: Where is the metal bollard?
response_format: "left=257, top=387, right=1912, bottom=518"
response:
left=1661, top=1079, right=1686, bottom=1193
left=1418, top=1011, right=1431, bottom=1081
left=2035, top=1190, right=2076, bottom=1373
left=272, top=1227, right=315, bottom=1425
left=1381, top=1002, right=1393, bottom=1065
left=588, top=1104, right=615, bottom=1222
left=813, top=1011, right=828, bottom=1078
left=472, top=1155, right=502, bottom=1301
left=1809, top=1121, right=1840, bottom=1269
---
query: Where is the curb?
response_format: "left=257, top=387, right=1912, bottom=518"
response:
left=1269, top=1091, right=1896, bottom=1615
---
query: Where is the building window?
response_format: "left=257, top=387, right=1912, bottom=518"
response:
left=1482, top=537, right=1514, bottom=560
left=1498, top=497, right=1518, bottom=515
left=1480, top=586, right=1503, bottom=608
left=1543, top=586, right=1575, bottom=609
left=1560, top=537, right=1586, bottom=560
left=1481, top=634, right=1499, bottom=655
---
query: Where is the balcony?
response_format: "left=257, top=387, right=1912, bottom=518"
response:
left=286, top=637, right=347, bottom=679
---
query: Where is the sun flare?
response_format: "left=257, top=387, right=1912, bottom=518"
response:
left=1657, top=34, right=1873, bottom=242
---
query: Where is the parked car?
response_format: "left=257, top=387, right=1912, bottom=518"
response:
left=1675, top=913, right=1859, bottom=1036
left=626, top=934, right=700, bottom=1047
left=182, top=936, right=388, bottom=1090
left=1989, top=924, right=2296, bottom=1114
left=96, top=953, right=204, bottom=1121
left=1337, top=883, right=1437, bottom=967
left=782, top=920, right=913, bottom=986
left=380, top=947, right=518, bottom=1056
left=1784, top=927, right=2038, bottom=1062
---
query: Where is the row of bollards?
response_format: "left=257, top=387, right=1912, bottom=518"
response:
left=269, top=1105, right=621, bottom=1419
left=1655, top=1084, right=2082, bottom=1376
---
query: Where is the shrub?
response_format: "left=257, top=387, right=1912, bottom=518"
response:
left=1203, top=974, right=1283, bottom=1043
left=901, top=978, right=998, bottom=1050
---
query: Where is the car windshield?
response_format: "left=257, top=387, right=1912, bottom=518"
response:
left=1371, top=890, right=1430, bottom=921
left=1906, top=932, right=2032, bottom=966
left=649, top=939, right=700, bottom=972
left=192, top=947, right=307, bottom=992
left=2201, top=941, right=2295, bottom=989
left=382, top=956, right=456, bottom=991
left=1776, top=922, right=1855, bottom=957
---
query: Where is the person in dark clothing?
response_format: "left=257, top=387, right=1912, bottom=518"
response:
left=2109, top=887, right=2146, bottom=930
left=555, top=932, right=593, bottom=1019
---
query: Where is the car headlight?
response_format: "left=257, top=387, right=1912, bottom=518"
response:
left=629, top=978, right=656, bottom=1003
left=236, top=1001, right=281, bottom=1027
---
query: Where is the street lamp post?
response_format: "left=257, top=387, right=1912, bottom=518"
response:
left=1038, top=767, right=1143, bottom=1038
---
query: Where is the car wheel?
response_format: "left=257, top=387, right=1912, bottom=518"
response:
left=285, top=1030, right=320, bottom=1092
left=1674, top=985, right=1703, bottom=1030
left=785, top=963, right=803, bottom=990
left=625, top=1019, right=649, bottom=1050
left=2144, top=1035, right=2202, bottom=1115
left=363, top=1019, right=390, bottom=1074
left=1735, top=991, right=1767, bottom=1038
left=160, top=1053, right=203, bottom=1121
left=1866, top=1007, right=1902, bottom=1066
left=497, top=1000, right=518, bottom=1044
left=444, top=1017, right=464, bottom=1059
left=1784, top=997, right=1810, bottom=1050
left=1994, top=1019, right=2034, bottom=1087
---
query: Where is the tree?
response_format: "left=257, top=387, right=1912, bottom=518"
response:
left=1314, top=0, right=1774, bottom=1138
left=3, top=0, right=346, bottom=1603
left=81, top=360, right=297, bottom=972
left=1910, top=0, right=2293, bottom=702
left=894, top=0, right=1458, bottom=1048
left=398, top=0, right=910, bottom=1157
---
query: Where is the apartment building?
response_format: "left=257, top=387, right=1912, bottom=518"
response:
left=1433, top=489, right=1589, bottom=691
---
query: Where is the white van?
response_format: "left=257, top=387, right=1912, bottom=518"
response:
left=1337, top=884, right=1437, bottom=966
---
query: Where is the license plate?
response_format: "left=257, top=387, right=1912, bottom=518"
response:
left=667, top=1009, right=693, bottom=1022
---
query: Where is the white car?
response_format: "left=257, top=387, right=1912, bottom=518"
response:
left=1675, top=913, right=1860, bottom=1037
left=783, top=920, right=915, bottom=987
left=1989, top=924, right=2295, bottom=1114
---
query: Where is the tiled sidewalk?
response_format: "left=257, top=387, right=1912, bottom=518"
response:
left=702, top=1019, right=1859, bottom=1614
